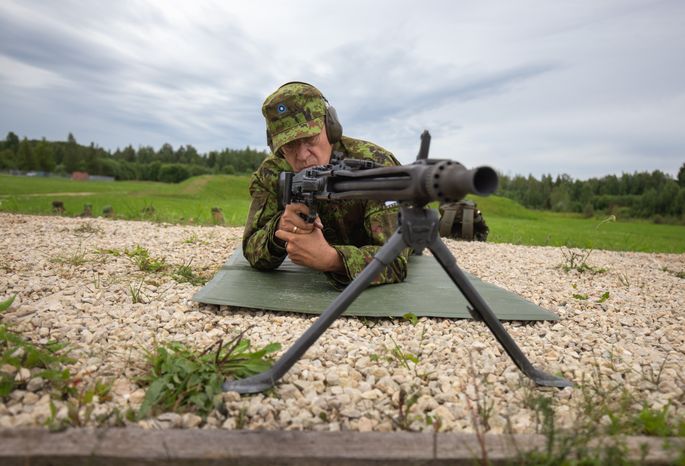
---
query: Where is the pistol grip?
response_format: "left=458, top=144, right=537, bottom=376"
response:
left=299, top=212, right=317, bottom=224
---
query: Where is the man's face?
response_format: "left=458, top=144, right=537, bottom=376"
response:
left=280, top=125, right=332, bottom=172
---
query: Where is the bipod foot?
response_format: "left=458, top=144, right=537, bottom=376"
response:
left=526, top=367, right=572, bottom=388
left=427, top=237, right=573, bottom=389
left=223, top=370, right=277, bottom=394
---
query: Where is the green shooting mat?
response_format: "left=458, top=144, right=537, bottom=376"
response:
left=192, top=248, right=558, bottom=321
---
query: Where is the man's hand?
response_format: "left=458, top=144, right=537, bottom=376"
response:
left=275, top=211, right=344, bottom=274
left=278, top=203, right=323, bottom=233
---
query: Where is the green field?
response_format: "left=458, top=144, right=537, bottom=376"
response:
left=2, top=174, right=684, bottom=253
left=472, top=195, right=685, bottom=253
left=0, top=174, right=251, bottom=226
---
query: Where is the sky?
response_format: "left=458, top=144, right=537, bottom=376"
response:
left=1, top=0, right=684, bottom=180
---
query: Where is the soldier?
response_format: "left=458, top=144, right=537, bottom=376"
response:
left=243, top=82, right=409, bottom=288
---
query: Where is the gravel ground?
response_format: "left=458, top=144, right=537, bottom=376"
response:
left=1, top=213, right=683, bottom=432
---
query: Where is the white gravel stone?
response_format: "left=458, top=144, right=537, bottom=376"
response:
left=181, top=413, right=203, bottom=429
left=26, top=377, right=45, bottom=392
left=14, top=368, right=31, bottom=383
left=1, top=364, right=17, bottom=376
left=0, top=213, right=683, bottom=434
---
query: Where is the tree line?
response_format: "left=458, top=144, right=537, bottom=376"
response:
left=2, top=132, right=684, bottom=222
left=0, top=132, right=268, bottom=183
left=498, top=165, right=685, bottom=223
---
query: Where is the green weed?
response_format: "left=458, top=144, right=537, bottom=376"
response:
left=597, top=291, right=610, bottom=303
left=183, top=233, right=207, bottom=245
left=559, top=247, right=607, bottom=274
left=507, top=355, right=685, bottom=465
left=375, top=325, right=431, bottom=381
left=635, top=357, right=669, bottom=390
left=50, top=248, right=89, bottom=267
left=392, top=386, right=420, bottom=431
left=129, top=280, right=146, bottom=304
left=388, top=335, right=419, bottom=372
left=46, top=379, right=116, bottom=431
left=172, top=260, right=206, bottom=286
left=94, top=247, right=122, bottom=256
left=74, top=222, right=103, bottom=236
left=402, top=312, right=418, bottom=326
left=137, top=331, right=281, bottom=419
left=0, top=296, right=119, bottom=429
left=0, top=295, right=16, bottom=313
left=0, top=324, right=75, bottom=399
left=125, top=245, right=167, bottom=273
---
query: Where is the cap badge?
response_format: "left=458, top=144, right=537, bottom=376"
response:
left=276, top=103, right=287, bottom=114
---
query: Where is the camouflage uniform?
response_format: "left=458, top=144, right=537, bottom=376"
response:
left=243, top=135, right=410, bottom=289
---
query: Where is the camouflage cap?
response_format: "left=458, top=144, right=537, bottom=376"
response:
left=262, top=82, right=327, bottom=154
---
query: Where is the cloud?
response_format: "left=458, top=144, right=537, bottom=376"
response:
left=1, top=0, right=684, bottom=179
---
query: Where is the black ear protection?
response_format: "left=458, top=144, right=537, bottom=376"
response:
left=265, top=82, right=343, bottom=153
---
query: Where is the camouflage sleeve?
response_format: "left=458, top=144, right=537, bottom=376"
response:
left=325, top=202, right=410, bottom=289
left=321, top=138, right=410, bottom=288
left=242, top=163, right=288, bottom=270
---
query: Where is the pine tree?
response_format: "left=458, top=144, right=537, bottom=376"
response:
left=4, top=131, right=20, bottom=154
left=17, top=138, right=35, bottom=171
left=63, top=132, right=81, bottom=173
left=34, top=139, right=55, bottom=172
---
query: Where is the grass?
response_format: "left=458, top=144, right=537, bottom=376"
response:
left=0, top=174, right=251, bottom=226
left=2, top=294, right=282, bottom=427
left=3, top=173, right=684, bottom=253
left=1, top=295, right=125, bottom=429
left=137, top=332, right=281, bottom=418
left=125, top=245, right=167, bottom=273
left=0, top=321, right=75, bottom=399
left=471, top=194, right=685, bottom=253
left=172, top=260, right=207, bottom=286
left=2, top=173, right=684, bottom=252
left=93, top=245, right=208, bottom=299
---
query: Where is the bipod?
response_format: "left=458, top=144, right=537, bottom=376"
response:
left=224, top=205, right=572, bottom=394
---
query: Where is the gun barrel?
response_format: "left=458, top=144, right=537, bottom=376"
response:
left=326, top=161, right=498, bottom=204
left=439, top=164, right=499, bottom=198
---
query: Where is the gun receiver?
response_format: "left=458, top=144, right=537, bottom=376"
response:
left=278, top=156, right=499, bottom=222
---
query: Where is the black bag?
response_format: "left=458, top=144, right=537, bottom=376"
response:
left=439, top=200, right=489, bottom=241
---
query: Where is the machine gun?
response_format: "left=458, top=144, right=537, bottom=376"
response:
left=278, top=153, right=498, bottom=222
left=224, top=132, right=572, bottom=394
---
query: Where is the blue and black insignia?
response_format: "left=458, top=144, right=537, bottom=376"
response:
left=276, top=103, right=288, bottom=114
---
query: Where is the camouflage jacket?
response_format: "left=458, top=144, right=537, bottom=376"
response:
left=243, top=136, right=410, bottom=288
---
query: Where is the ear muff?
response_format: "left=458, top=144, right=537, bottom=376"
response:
left=265, top=82, right=343, bottom=152
left=324, top=103, right=342, bottom=144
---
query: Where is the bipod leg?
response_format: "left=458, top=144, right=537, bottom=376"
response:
left=223, top=231, right=409, bottom=394
left=428, top=237, right=572, bottom=388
